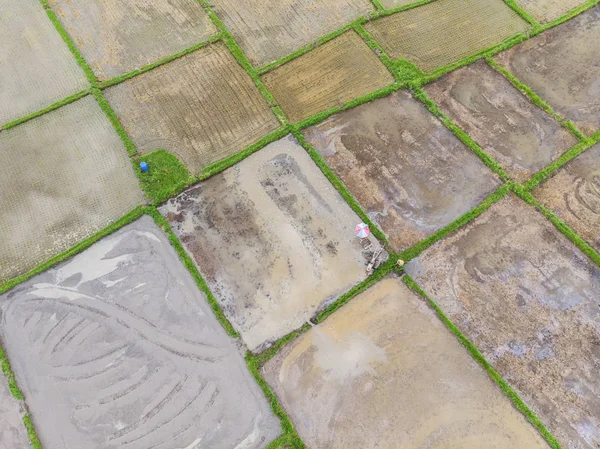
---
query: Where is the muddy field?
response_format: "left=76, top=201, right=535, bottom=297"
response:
left=425, top=61, right=577, bottom=182
left=516, top=0, right=588, bottom=23
left=263, top=276, right=549, bottom=449
left=0, top=97, right=143, bottom=282
left=211, top=0, right=373, bottom=67
left=104, top=42, right=280, bottom=174
left=495, top=6, right=600, bottom=136
left=364, top=0, right=529, bottom=72
left=303, top=90, right=500, bottom=252
left=261, top=31, right=394, bottom=123
left=160, top=135, right=382, bottom=351
left=0, top=0, right=88, bottom=125
left=0, top=376, right=29, bottom=449
left=0, top=216, right=280, bottom=449
left=533, top=143, right=600, bottom=253
left=48, top=0, right=217, bottom=81
left=406, top=194, right=600, bottom=449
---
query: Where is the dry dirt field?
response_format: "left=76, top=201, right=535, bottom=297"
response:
left=105, top=42, right=280, bottom=174
left=261, top=31, right=394, bottom=123
left=48, top=0, right=217, bottom=80
left=0, top=217, right=280, bottom=449
left=406, top=195, right=600, bottom=448
left=0, top=0, right=88, bottom=125
left=495, top=6, right=600, bottom=136
left=426, top=61, right=578, bottom=182
left=303, top=90, right=500, bottom=252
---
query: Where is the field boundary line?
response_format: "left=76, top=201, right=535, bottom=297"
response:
left=533, top=0, right=600, bottom=35
left=402, top=275, right=563, bottom=449
left=502, top=0, right=541, bottom=27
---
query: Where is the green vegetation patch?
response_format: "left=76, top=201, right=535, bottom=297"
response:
left=0, top=344, right=23, bottom=400
left=136, top=151, right=194, bottom=205
left=23, top=414, right=43, bottom=449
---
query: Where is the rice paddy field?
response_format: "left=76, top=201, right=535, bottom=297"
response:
left=1, top=0, right=599, bottom=448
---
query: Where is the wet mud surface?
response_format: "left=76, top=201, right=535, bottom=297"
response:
left=303, top=90, right=500, bottom=252
left=425, top=61, right=578, bottom=182
left=495, top=6, right=600, bottom=136
left=263, top=276, right=550, bottom=449
left=0, top=375, right=29, bottom=449
left=406, top=194, right=600, bottom=449
left=0, top=216, right=280, bottom=449
left=160, top=136, right=380, bottom=351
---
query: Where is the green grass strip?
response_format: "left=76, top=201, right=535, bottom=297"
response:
left=402, top=275, right=563, bottom=448
left=561, top=120, right=588, bottom=141
left=412, top=87, right=512, bottom=181
left=369, top=0, right=386, bottom=11
left=399, top=184, right=510, bottom=261
left=1, top=89, right=89, bottom=131
left=535, top=0, right=600, bottom=34
left=41, top=4, right=97, bottom=86
left=98, top=35, right=222, bottom=89
left=353, top=23, right=400, bottom=81
left=199, top=126, right=290, bottom=180
left=0, top=207, right=145, bottom=295
left=145, top=208, right=239, bottom=337
left=257, top=18, right=367, bottom=75
left=90, top=88, right=137, bottom=156
left=512, top=186, right=600, bottom=267
left=23, top=414, right=43, bottom=449
left=294, top=82, right=401, bottom=130
left=292, top=130, right=390, bottom=245
left=502, top=0, right=541, bottom=28
left=135, top=150, right=195, bottom=205
left=0, top=344, right=23, bottom=400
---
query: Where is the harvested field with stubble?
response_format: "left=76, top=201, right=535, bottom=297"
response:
left=48, top=0, right=218, bottom=81
left=515, top=0, right=588, bottom=23
left=0, top=0, right=88, bottom=125
left=104, top=42, right=280, bottom=174
left=425, top=61, right=578, bottom=182
left=406, top=194, right=600, bottom=449
left=211, top=0, right=374, bottom=67
left=160, top=136, right=382, bottom=351
left=533, top=143, right=600, bottom=252
left=364, top=0, right=530, bottom=72
left=0, top=216, right=281, bottom=449
left=495, top=6, right=600, bottom=136
left=0, top=96, right=144, bottom=283
left=261, top=31, right=395, bottom=123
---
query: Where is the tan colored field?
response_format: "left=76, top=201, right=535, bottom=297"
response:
left=211, top=0, right=373, bottom=67
left=48, top=0, right=217, bottom=80
left=263, top=277, right=550, bottom=449
left=379, top=0, right=420, bottom=8
left=104, top=42, right=280, bottom=174
left=533, top=143, right=600, bottom=253
left=261, top=31, right=394, bottom=123
left=516, top=0, right=588, bottom=23
left=364, top=0, right=529, bottom=72
left=425, top=61, right=577, bottom=182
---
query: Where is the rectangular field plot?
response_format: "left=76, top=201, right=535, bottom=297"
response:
left=303, top=90, right=500, bottom=252
left=105, top=43, right=280, bottom=174
left=211, top=0, right=373, bottom=67
left=0, top=96, right=144, bottom=282
left=406, top=194, right=600, bottom=449
left=533, top=143, right=600, bottom=253
left=0, top=216, right=281, bottom=449
left=263, top=277, right=550, bottom=449
left=0, top=0, right=88, bottom=125
left=515, top=0, right=588, bottom=23
left=364, top=0, right=529, bottom=72
left=47, top=0, right=217, bottom=81
left=495, top=6, right=600, bottom=136
left=0, top=374, right=29, bottom=449
left=160, top=135, right=382, bottom=351
left=261, top=32, right=394, bottom=123
left=425, top=61, right=577, bottom=182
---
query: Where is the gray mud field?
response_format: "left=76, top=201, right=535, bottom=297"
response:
left=0, top=375, right=29, bottom=449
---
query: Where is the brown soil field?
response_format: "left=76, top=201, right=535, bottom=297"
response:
left=0, top=0, right=88, bottom=125
left=210, top=0, right=373, bottom=67
left=364, top=0, right=529, bottom=72
left=104, top=42, right=280, bottom=174
left=160, top=136, right=381, bottom=351
left=495, top=6, right=600, bottom=136
left=48, top=0, right=217, bottom=81
left=261, top=31, right=394, bottom=123
left=303, top=90, right=500, bottom=252
left=406, top=194, right=600, bottom=449
left=515, top=0, right=588, bottom=23
left=0, top=97, right=144, bottom=282
left=533, top=143, right=600, bottom=253
left=263, top=276, right=550, bottom=449
left=425, top=61, right=578, bottom=182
